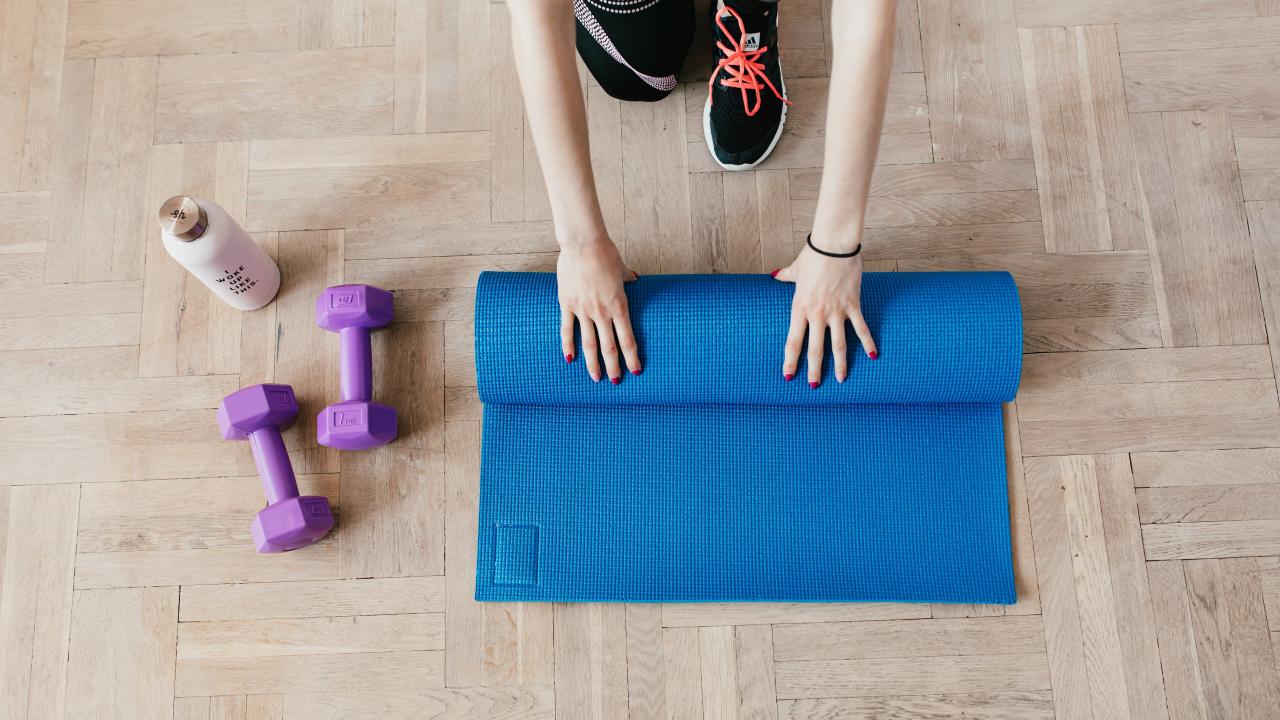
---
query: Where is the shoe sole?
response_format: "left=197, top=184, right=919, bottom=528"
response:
left=704, top=53, right=788, bottom=172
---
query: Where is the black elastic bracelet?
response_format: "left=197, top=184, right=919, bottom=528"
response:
left=806, top=233, right=862, bottom=258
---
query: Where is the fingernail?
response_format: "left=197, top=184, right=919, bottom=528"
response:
left=610, top=376, right=620, bottom=385
left=837, top=374, right=846, bottom=383
left=633, top=272, right=641, bottom=280
left=633, top=366, right=643, bottom=375
left=591, top=373, right=600, bottom=382
left=565, top=353, right=574, bottom=363
left=809, top=381, right=819, bottom=389
left=784, top=372, right=794, bottom=381
left=869, top=350, right=879, bottom=360
left=770, top=268, right=781, bottom=278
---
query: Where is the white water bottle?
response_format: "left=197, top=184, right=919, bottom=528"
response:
left=157, top=196, right=281, bottom=310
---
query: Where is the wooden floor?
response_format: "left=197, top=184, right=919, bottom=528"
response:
left=2, top=0, right=1280, bottom=717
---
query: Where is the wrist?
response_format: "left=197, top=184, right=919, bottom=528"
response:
left=807, top=223, right=863, bottom=254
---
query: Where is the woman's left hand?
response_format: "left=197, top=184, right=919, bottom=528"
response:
left=773, top=247, right=878, bottom=387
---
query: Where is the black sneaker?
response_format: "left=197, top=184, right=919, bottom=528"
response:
left=704, top=0, right=790, bottom=170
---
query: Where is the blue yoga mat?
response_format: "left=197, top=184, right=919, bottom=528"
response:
left=473, top=271, right=1022, bottom=603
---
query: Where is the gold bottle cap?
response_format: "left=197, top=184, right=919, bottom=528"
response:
left=158, top=196, right=209, bottom=241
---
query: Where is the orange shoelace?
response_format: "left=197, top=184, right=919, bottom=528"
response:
left=707, top=6, right=791, bottom=117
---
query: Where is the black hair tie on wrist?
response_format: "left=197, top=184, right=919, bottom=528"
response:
left=806, top=233, right=862, bottom=258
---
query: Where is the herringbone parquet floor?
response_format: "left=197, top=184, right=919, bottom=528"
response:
left=3, top=0, right=1280, bottom=718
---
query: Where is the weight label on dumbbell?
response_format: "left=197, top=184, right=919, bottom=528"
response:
left=267, top=388, right=293, bottom=406
left=331, top=291, right=359, bottom=308
left=333, top=410, right=363, bottom=427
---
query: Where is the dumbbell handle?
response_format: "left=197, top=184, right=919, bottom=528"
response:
left=248, top=427, right=300, bottom=505
left=338, top=326, right=373, bottom=403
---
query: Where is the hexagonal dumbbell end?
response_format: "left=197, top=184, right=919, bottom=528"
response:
left=317, top=400, right=398, bottom=450
left=316, top=284, right=393, bottom=333
left=217, top=384, right=298, bottom=440
left=252, top=496, right=335, bottom=553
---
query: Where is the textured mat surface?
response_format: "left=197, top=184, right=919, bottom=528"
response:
left=474, top=272, right=1022, bottom=603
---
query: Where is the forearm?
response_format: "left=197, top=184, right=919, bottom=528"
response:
left=506, top=0, right=607, bottom=248
left=810, top=0, right=897, bottom=252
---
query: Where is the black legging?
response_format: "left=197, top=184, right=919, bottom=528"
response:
left=574, top=0, right=696, bottom=102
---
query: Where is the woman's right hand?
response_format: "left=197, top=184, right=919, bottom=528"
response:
left=557, top=238, right=641, bottom=383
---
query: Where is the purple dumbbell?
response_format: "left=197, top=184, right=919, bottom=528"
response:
left=217, top=384, right=335, bottom=553
left=315, top=284, right=398, bottom=450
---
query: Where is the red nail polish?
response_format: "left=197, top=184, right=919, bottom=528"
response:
left=869, top=351, right=879, bottom=360
left=566, top=353, right=574, bottom=363
left=784, top=373, right=794, bottom=381
left=810, top=381, right=819, bottom=389
left=610, top=376, right=620, bottom=385
left=634, top=366, right=643, bottom=375
left=770, top=268, right=781, bottom=278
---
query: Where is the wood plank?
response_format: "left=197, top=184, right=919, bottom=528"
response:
left=1143, top=520, right=1280, bottom=560
left=779, top=693, right=1055, bottom=720
left=444, top=421, right=484, bottom=687
left=488, top=8, right=524, bottom=222
left=300, top=0, right=394, bottom=48
left=1022, top=345, right=1272, bottom=385
left=625, top=604, right=667, bottom=720
left=76, top=543, right=339, bottom=589
left=0, top=0, right=67, bottom=191
left=1131, top=110, right=1266, bottom=346
left=67, top=0, right=300, bottom=57
left=176, top=651, right=444, bottom=697
left=0, top=374, right=237, bottom=417
left=1133, top=448, right=1280, bottom=487
left=274, top=229, right=343, bottom=475
left=1124, top=47, right=1280, bottom=112
left=862, top=190, right=1040, bottom=227
left=246, top=138, right=490, bottom=232
left=1020, top=355, right=1280, bottom=455
left=339, top=321, right=445, bottom=578
left=1023, top=316, right=1162, bottom=353
left=1180, top=559, right=1280, bottom=718
left=345, top=221, right=555, bottom=260
left=155, top=48, right=393, bottom=142
left=774, top=616, right=1045, bottom=661
left=0, top=279, right=140, bottom=319
left=179, top=577, right=445, bottom=622
left=698, top=626, right=736, bottom=719
left=1025, top=455, right=1170, bottom=719
left=0, top=346, right=138, bottom=384
left=393, top=0, right=489, bottom=133
left=64, top=587, right=178, bottom=719
left=1145, top=561, right=1208, bottom=720
left=1138, top=484, right=1280, bottom=523
left=178, top=614, right=444, bottom=659
left=77, top=475, right=338, bottom=553
left=0, top=191, right=49, bottom=253
left=774, top=653, right=1051, bottom=699
left=0, top=313, right=140, bottom=351
left=45, top=56, right=157, bottom=283
left=346, top=253, right=557, bottom=291
left=868, top=160, right=1037, bottom=196
left=1020, top=25, right=1144, bottom=252
left=662, top=602, right=930, bottom=628
left=0, top=485, right=78, bottom=719
left=919, top=0, right=1030, bottom=161
left=1014, top=0, right=1254, bottom=26
left=1118, top=15, right=1280, bottom=52
left=622, top=90, right=693, bottom=273
left=1245, top=201, right=1280, bottom=381
left=553, top=604, right=629, bottom=719
left=283, top=686, right=555, bottom=719
left=662, top=627, right=703, bottom=720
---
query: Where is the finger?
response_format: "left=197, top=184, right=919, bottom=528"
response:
left=614, top=314, right=642, bottom=375
left=624, top=269, right=640, bottom=283
left=579, top=314, right=602, bottom=381
left=830, top=318, right=848, bottom=382
left=782, top=313, right=805, bottom=380
left=594, top=317, right=623, bottom=384
left=773, top=264, right=797, bottom=283
left=807, top=318, right=825, bottom=388
left=561, top=308, right=575, bottom=363
left=850, top=308, right=878, bottom=360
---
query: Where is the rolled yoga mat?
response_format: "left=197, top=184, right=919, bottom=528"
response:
left=473, top=271, right=1023, bottom=603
